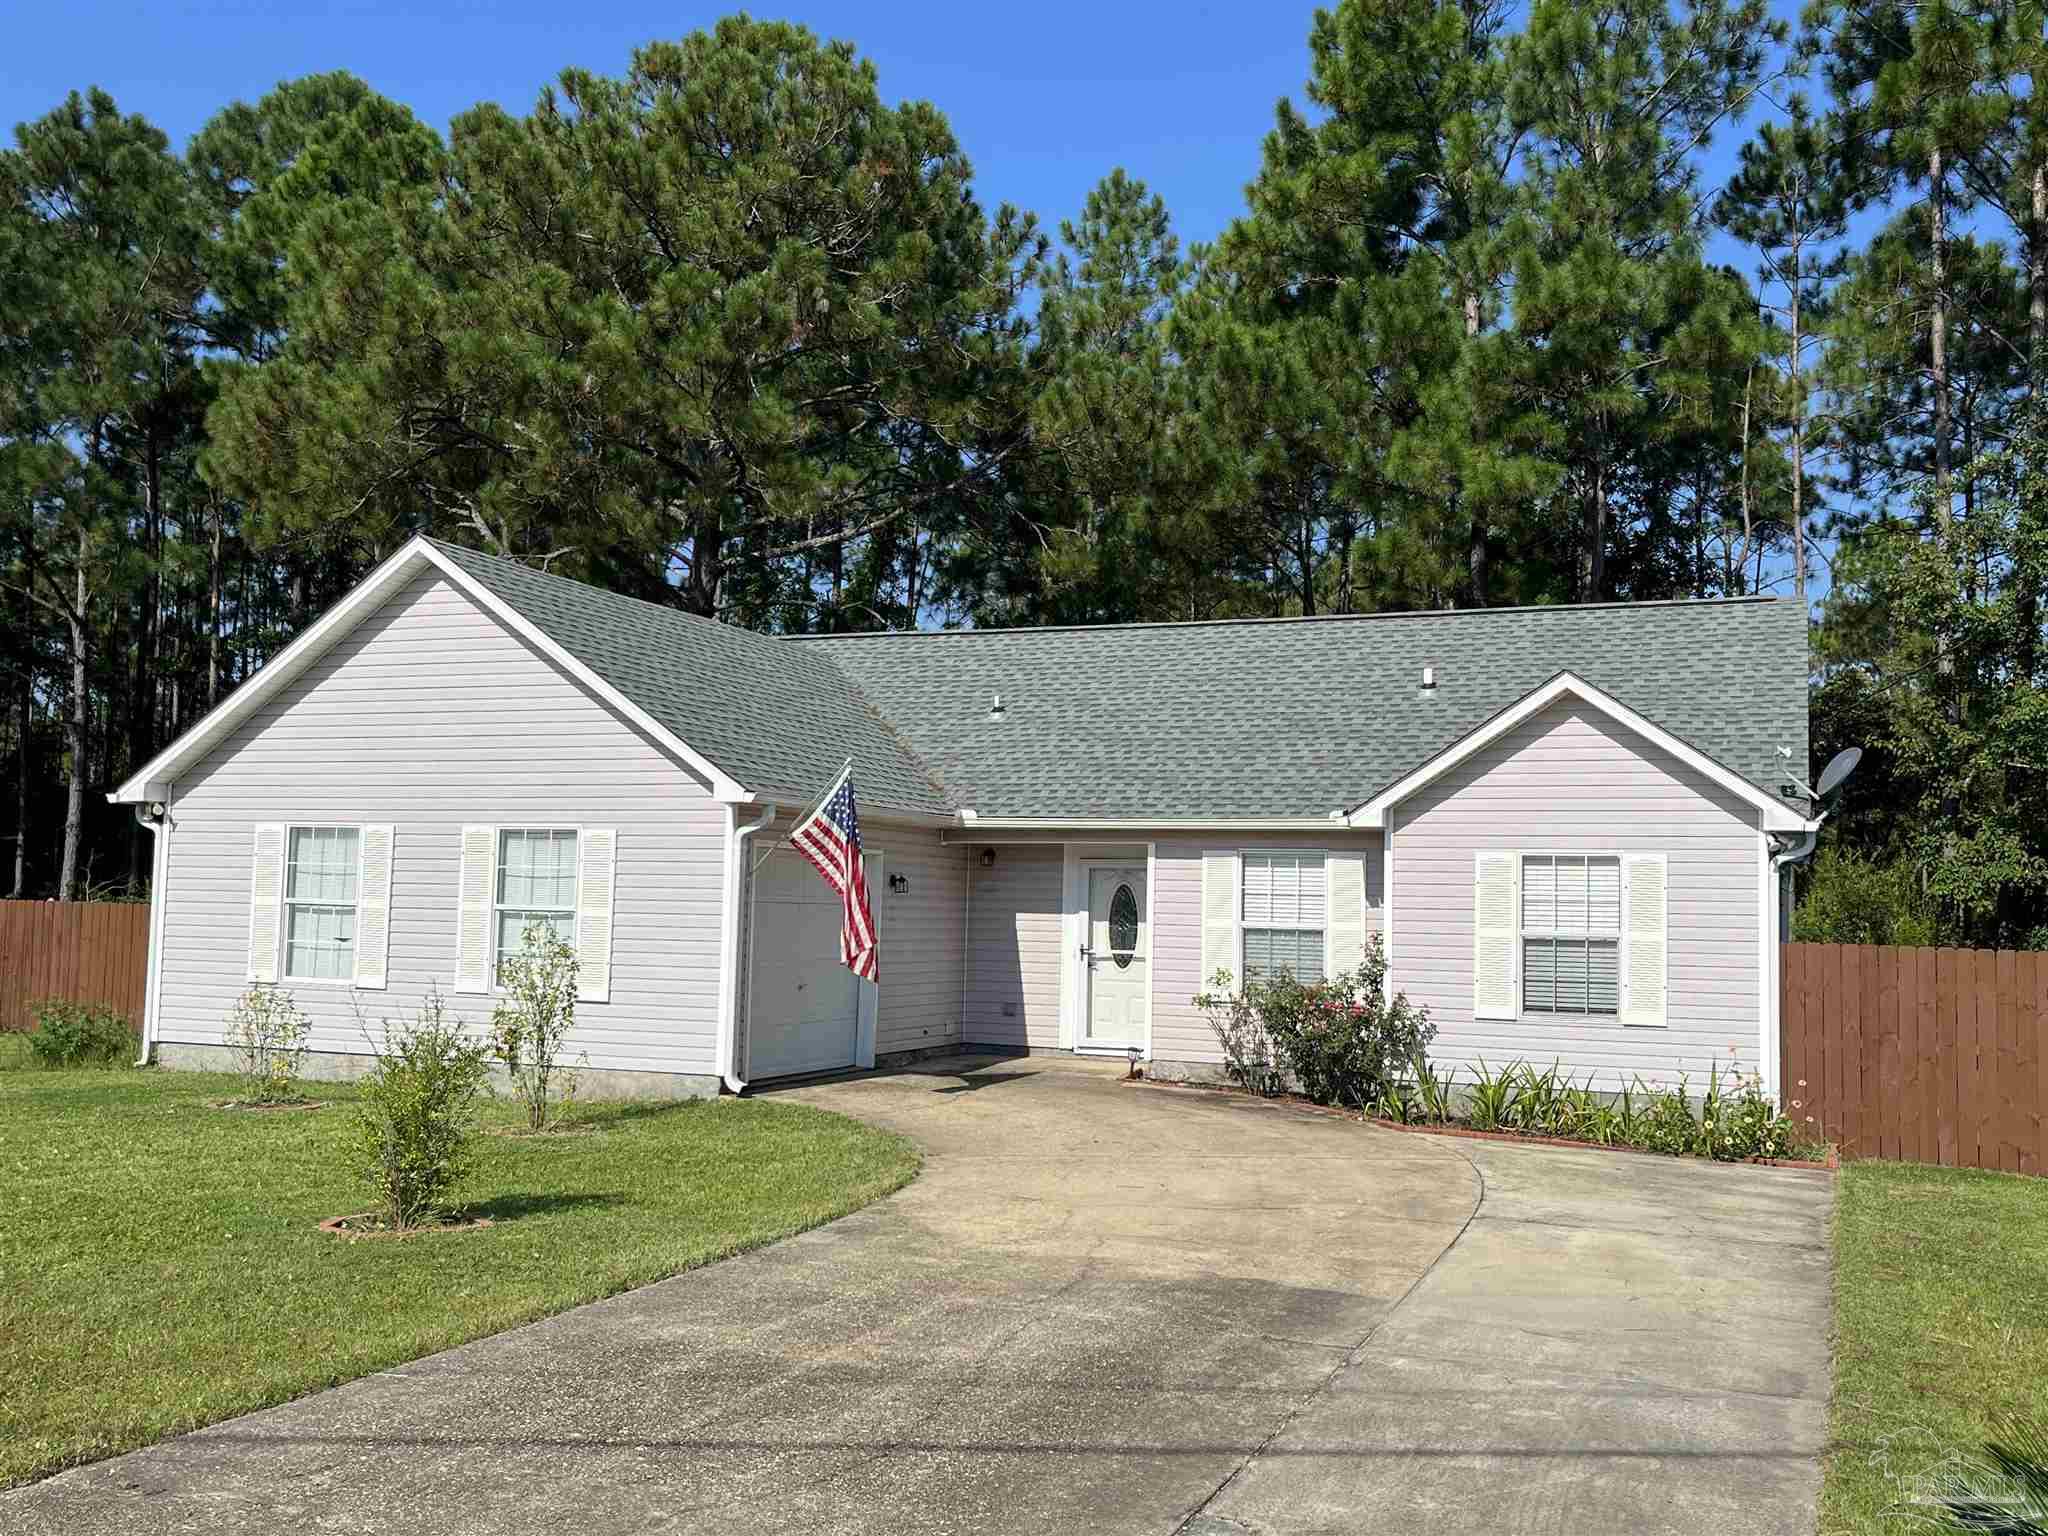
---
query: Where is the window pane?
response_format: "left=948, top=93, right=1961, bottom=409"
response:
left=1556, top=856, right=1588, bottom=930
left=1588, top=938, right=1620, bottom=1013
left=1522, top=856, right=1556, bottom=930
left=1243, top=852, right=1326, bottom=927
left=1523, top=937, right=1555, bottom=1012
left=496, top=909, right=573, bottom=983
left=1295, top=854, right=1326, bottom=926
left=1554, top=936, right=1589, bottom=1012
left=285, top=902, right=354, bottom=979
left=288, top=826, right=359, bottom=903
left=1588, top=858, right=1621, bottom=933
left=1243, top=855, right=1274, bottom=924
left=1242, top=926, right=1273, bottom=978
left=499, top=829, right=577, bottom=909
left=1244, top=927, right=1325, bottom=982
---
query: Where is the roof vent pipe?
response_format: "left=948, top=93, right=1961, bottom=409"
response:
left=988, top=692, right=1007, bottom=721
left=1420, top=666, right=1436, bottom=691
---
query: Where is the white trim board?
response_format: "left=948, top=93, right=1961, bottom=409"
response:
left=108, top=537, right=748, bottom=805
left=1345, top=670, right=1815, bottom=834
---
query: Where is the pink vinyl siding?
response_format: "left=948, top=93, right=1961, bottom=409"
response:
left=1389, top=696, right=1763, bottom=1089
left=964, top=844, right=1065, bottom=1049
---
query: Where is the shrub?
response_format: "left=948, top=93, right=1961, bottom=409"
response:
left=25, top=1000, right=135, bottom=1067
left=1922, top=1416, right=2048, bottom=1533
left=1791, top=848, right=1938, bottom=946
left=1193, top=969, right=1287, bottom=1096
left=490, top=922, right=581, bottom=1130
left=1249, top=938, right=1435, bottom=1110
left=348, top=989, right=492, bottom=1228
left=227, top=984, right=311, bottom=1103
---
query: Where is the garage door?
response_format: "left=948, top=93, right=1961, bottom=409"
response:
left=748, top=850, right=864, bottom=1080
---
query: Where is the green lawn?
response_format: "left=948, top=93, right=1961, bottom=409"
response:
left=1824, top=1160, right=2048, bottom=1533
left=0, top=1050, right=918, bottom=1488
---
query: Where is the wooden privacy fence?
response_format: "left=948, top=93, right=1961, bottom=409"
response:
left=1781, top=942, right=2046, bottom=1174
left=0, top=900, right=150, bottom=1032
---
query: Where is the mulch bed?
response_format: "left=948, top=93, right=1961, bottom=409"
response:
left=317, top=1212, right=495, bottom=1240
left=1128, top=1075, right=1836, bottom=1172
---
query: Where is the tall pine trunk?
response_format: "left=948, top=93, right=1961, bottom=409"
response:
left=208, top=495, right=224, bottom=707
left=1931, top=144, right=1954, bottom=533
left=59, top=534, right=88, bottom=903
left=1465, top=288, right=1488, bottom=607
left=1790, top=262, right=1807, bottom=604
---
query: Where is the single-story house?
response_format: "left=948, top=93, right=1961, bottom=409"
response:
left=111, top=536, right=1816, bottom=1101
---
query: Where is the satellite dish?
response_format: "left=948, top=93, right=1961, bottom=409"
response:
left=1815, top=746, right=1862, bottom=801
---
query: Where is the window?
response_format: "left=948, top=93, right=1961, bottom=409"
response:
left=1521, top=854, right=1620, bottom=1015
left=1242, top=850, right=1326, bottom=981
left=284, top=826, right=360, bottom=980
left=495, top=828, right=579, bottom=983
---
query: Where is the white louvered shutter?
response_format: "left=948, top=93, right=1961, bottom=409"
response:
left=353, top=825, right=395, bottom=989
left=575, top=827, right=617, bottom=1004
left=1473, top=852, right=1519, bottom=1020
left=247, top=824, right=286, bottom=982
left=454, top=826, right=495, bottom=994
left=1325, top=851, right=1367, bottom=977
left=1621, top=854, right=1668, bottom=1026
left=1200, top=851, right=1239, bottom=990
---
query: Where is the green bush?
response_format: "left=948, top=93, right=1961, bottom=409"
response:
left=1791, top=847, right=1938, bottom=946
left=227, top=984, right=311, bottom=1103
left=490, top=922, right=581, bottom=1131
left=1196, top=937, right=1434, bottom=1111
left=25, top=1000, right=136, bottom=1068
left=348, top=989, right=493, bottom=1228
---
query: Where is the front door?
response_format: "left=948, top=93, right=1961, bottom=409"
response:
left=1083, top=864, right=1147, bottom=1047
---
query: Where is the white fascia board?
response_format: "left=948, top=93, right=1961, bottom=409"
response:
left=110, top=535, right=752, bottom=805
left=735, top=784, right=959, bottom=828
left=1345, top=671, right=1815, bottom=833
left=939, top=815, right=1349, bottom=842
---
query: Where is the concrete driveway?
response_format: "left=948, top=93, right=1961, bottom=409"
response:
left=4, top=1055, right=1833, bottom=1535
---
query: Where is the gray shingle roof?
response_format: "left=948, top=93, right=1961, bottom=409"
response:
left=801, top=599, right=1811, bottom=819
left=430, top=542, right=951, bottom=817
left=435, top=541, right=1809, bottom=821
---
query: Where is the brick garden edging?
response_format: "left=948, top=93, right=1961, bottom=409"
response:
left=1129, top=1075, right=1838, bottom=1173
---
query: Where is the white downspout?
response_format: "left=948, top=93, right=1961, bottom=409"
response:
left=1764, top=821, right=1822, bottom=1103
left=716, top=801, right=776, bottom=1093
left=132, top=801, right=170, bottom=1067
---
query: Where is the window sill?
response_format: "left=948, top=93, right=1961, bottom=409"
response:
left=1515, top=1010, right=1663, bottom=1029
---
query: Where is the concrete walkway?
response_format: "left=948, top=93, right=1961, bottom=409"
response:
left=4, top=1055, right=1834, bottom=1535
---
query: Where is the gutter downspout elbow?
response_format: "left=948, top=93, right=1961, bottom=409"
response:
left=132, top=802, right=170, bottom=1068
left=718, top=801, right=776, bottom=1094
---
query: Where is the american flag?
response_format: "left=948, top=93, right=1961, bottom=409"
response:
left=788, top=767, right=879, bottom=982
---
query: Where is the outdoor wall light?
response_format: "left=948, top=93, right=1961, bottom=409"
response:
left=979, top=848, right=996, bottom=868
left=888, top=872, right=909, bottom=895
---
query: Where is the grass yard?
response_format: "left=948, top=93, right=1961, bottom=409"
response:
left=0, top=1050, right=918, bottom=1489
left=1824, top=1160, right=2048, bottom=1533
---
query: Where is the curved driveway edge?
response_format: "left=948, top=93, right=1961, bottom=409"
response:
left=3, top=1055, right=1830, bottom=1535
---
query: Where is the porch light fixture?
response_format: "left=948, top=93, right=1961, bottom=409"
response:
left=979, top=848, right=996, bottom=868
left=888, top=872, right=909, bottom=895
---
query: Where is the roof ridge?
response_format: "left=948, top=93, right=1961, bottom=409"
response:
left=789, top=593, right=1795, bottom=642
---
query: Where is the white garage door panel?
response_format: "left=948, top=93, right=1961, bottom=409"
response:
left=749, top=852, right=860, bottom=1080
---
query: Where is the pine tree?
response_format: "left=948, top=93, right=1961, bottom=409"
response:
left=1717, top=98, right=1854, bottom=601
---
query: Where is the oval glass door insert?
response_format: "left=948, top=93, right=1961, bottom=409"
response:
left=1109, top=883, right=1139, bottom=969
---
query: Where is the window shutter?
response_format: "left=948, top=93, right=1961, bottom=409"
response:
left=1621, top=854, right=1668, bottom=1027
left=247, top=823, right=286, bottom=982
left=454, top=826, right=495, bottom=994
left=1325, top=851, right=1367, bottom=976
left=353, top=825, right=395, bottom=990
left=1201, top=851, right=1239, bottom=989
left=575, top=827, right=618, bottom=1004
left=1473, top=852, right=1519, bottom=1020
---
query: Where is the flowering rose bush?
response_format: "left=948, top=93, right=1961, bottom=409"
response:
left=1196, top=936, right=1434, bottom=1110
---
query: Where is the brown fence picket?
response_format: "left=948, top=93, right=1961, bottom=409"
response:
left=1781, top=942, right=2048, bottom=1176
left=0, top=901, right=149, bottom=1032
